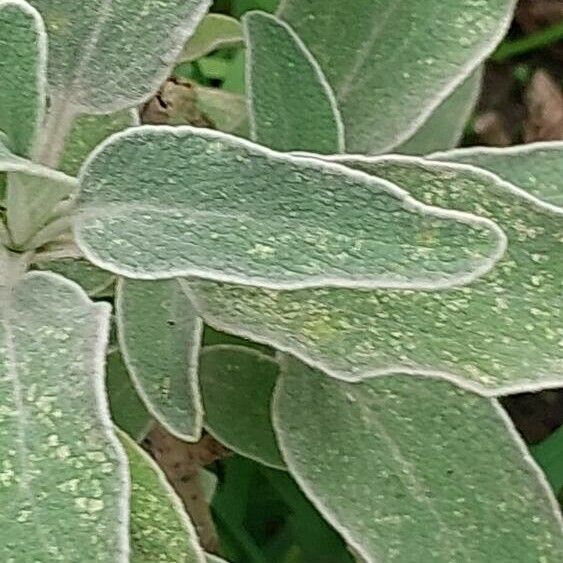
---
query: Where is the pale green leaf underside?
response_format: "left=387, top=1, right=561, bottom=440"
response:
left=199, top=344, right=285, bottom=469
left=0, top=271, right=129, bottom=561
left=431, top=141, right=563, bottom=206
left=77, top=126, right=504, bottom=290
left=186, top=157, right=562, bottom=394
left=181, top=13, right=243, bottom=62
left=278, top=0, right=516, bottom=154
left=28, top=0, right=211, bottom=114
left=0, top=0, right=45, bottom=156
left=117, top=278, right=203, bottom=442
left=397, top=68, right=482, bottom=156
left=274, top=357, right=563, bottom=562
left=245, top=11, right=343, bottom=154
left=107, top=351, right=151, bottom=441
left=61, top=109, right=139, bottom=176
left=118, top=430, right=205, bottom=563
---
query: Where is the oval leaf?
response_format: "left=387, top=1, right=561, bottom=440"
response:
left=0, top=270, right=129, bottom=561
left=274, top=356, right=563, bottom=562
left=77, top=126, right=504, bottom=291
left=278, top=0, right=516, bottom=154
left=199, top=344, right=285, bottom=469
left=244, top=11, right=343, bottom=153
left=116, top=278, right=203, bottom=442
left=186, top=157, right=563, bottom=394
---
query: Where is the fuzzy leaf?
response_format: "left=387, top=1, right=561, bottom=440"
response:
left=77, top=126, right=504, bottom=290
left=186, top=157, right=563, bottom=394
left=0, top=270, right=129, bottom=561
left=278, top=0, right=516, bottom=154
left=431, top=141, right=563, bottom=206
left=397, top=68, right=482, bottom=156
left=199, top=344, right=285, bottom=469
left=29, top=0, right=211, bottom=114
left=274, top=356, right=563, bottom=562
left=116, top=278, right=203, bottom=442
left=118, top=430, right=205, bottom=563
left=196, top=87, right=248, bottom=135
left=206, top=555, right=229, bottom=563
left=0, top=0, right=46, bottom=156
left=107, top=351, right=151, bottom=441
left=244, top=11, right=343, bottom=153
left=181, top=13, right=243, bottom=61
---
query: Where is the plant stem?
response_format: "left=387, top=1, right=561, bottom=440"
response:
left=492, top=21, right=563, bottom=62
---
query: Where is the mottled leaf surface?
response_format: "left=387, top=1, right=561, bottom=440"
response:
left=199, top=344, right=284, bottom=469
left=77, top=126, right=503, bottom=290
left=28, top=0, right=212, bottom=114
left=181, top=13, right=243, bottom=61
left=187, top=157, right=562, bottom=393
left=278, top=0, right=516, bottom=154
left=431, top=141, right=563, bottom=206
left=274, top=357, right=563, bottom=563
left=117, top=278, right=203, bottom=442
left=0, top=271, right=129, bottom=561
left=244, top=11, right=343, bottom=153
left=118, top=430, right=205, bottom=563
left=397, top=69, right=482, bottom=156
left=0, top=0, right=45, bottom=156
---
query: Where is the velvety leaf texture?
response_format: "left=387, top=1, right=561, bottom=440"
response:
left=244, top=11, right=344, bottom=154
left=274, top=357, right=563, bottom=563
left=278, top=0, right=516, bottom=153
left=76, top=126, right=504, bottom=291
left=431, top=141, right=563, bottom=206
left=186, top=157, right=562, bottom=394
left=199, top=344, right=285, bottom=469
left=0, top=0, right=45, bottom=156
left=118, top=430, right=205, bottom=562
left=28, top=0, right=212, bottom=114
left=116, top=278, right=203, bottom=442
left=0, top=270, right=129, bottom=561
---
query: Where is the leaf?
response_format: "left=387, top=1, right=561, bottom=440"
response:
left=274, top=356, right=563, bottom=563
left=181, top=14, right=243, bottom=62
left=0, top=270, right=129, bottom=561
left=196, top=86, right=248, bottom=135
left=199, top=344, right=285, bottom=469
left=116, top=278, right=203, bottom=442
left=430, top=141, right=563, bottom=206
left=206, top=555, right=229, bottom=563
left=278, top=0, right=516, bottom=154
left=60, top=109, right=139, bottom=176
left=76, top=126, right=504, bottom=290
left=106, top=351, right=152, bottom=441
left=186, top=156, right=563, bottom=394
left=0, top=0, right=46, bottom=156
left=397, top=68, right=483, bottom=156
left=28, top=0, right=212, bottom=115
left=244, top=11, right=343, bottom=154
left=118, top=429, right=205, bottom=563
left=35, top=258, right=115, bottom=296
left=530, top=426, right=563, bottom=494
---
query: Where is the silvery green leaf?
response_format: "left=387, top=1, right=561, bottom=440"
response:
left=60, top=109, right=139, bottom=176
left=199, top=344, right=285, bottom=469
left=181, top=13, right=243, bottom=62
left=430, top=141, right=563, bottom=206
left=244, top=11, right=344, bottom=153
left=206, top=555, right=229, bottom=563
left=107, top=351, right=152, bottom=441
left=274, top=356, right=563, bottom=563
left=76, top=126, right=504, bottom=290
left=397, top=68, right=483, bottom=156
left=116, top=278, right=203, bottom=442
left=118, top=430, right=205, bottom=563
left=28, top=0, right=211, bottom=115
left=0, top=0, right=46, bottom=156
left=186, top=157, right=562, bottom=394
left=0, top=270, right=129, bottom=561
left=35, top=258, right=115, bottom=296
left=278, top=0, right=516, bottom=154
